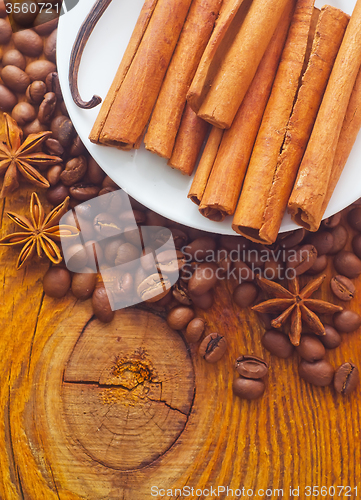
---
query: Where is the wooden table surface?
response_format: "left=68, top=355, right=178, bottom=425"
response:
left=1, top=187, right=360, bottom=500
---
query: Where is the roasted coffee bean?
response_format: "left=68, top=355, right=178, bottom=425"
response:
left=261, top=330, right=294, bottom=358
left=185, top=317, right=206, bottom=343
left=138, top=273, right=171, bottom=303
left=145, top=210, right=168, bottom=227
left=319, top=324, right=342, bottom=349
left=232, top=260, right=255, bottom=282
left=333, top=251, right=361, bottom=279
left=330, top=275, right=356, bottom=301
left=45, top=71, right=62, bottom=100
left=189, top=290, right=213, bottom=310
left=71, top=269, right=97, bottom=300
left=69, top=135, right=86, bottom=157
left=51, top=115, right=75, bottom=147
left=0, top=18, right=12, bottom=44
left=188, top=262, right=218, bottom=296
left=60, top=156, right=87, bottom=186
left=86, top=157, right=106, bottom=185
left=102, top=175, right=119, bottom=190
left=38, top=91, right=57, bottom=123
left=169, top=226, right=188, bottom=249
left=235, top=355, right=268, bottom=379
left=84, top=240, right=103, bottom=268
left=44, top=28, right=57, bottom=63
left=278, top=228, right=306, bottom=249
left=76, top=216, right=95, bottom=241
left=43, top=267, right=71, bottom=298
left=123, top=227, right=141, bottom=246
left=172, top=281, right=192, bottom=306
left=333, top=310, right=361, bottom=333
left=1, top=65, right=31, bottom=93
left=183, top=236, right=216, bottom=262
left=232, top=377, right=265, bottom=400
left=307, top=231, right=334, bottom=255
left=46, top=164, right=63, bottom=186
left=69, top=183, right=100, bottom=201
left=2, top=49, right=26, bottom=70
left=112, top=272, right=134, bottom=302
left=298, top=359, right=334, bottom=386
left=217, top=253, right=232, bottom=277
left=286, top=244, right=317, bottom=276
left=233, top=282, right=258, bottom=307
left=26, top=60, right=57, bottom=82
left=263, top=258, right=284, bottom=281
left=64, top=243, right=88, bottom=272
left=92, top=286, right=114, bottom=323
left=0, top=0, right=6, bottom=17
left=13, top=29, right=43, bottom=57
left=322, top=212, right=342, bottom=229
left=157, top=250, right=185, bottom=275
left=199, top=333, right=227, bottom=363
left=306, top=255, right=328, bottom=276
left=11, top=102, right=36, bottom=127
left=22, top=118, right=47, bottom=137
left=219, top=234, right=249, bottom=253
left=328, top=224, right=348, bottom=255
left=94, top=212, right=122, bottom=238
left=26, top=80, right=47, bottom=104
left=334, top=362, right=359, bottom=395
left=0, top=85, right=17, bottom=112
left=352, top=233, right=361, bottom=260
left=296, top=335, right=325, bottom=362
left=46, top=183, right=69, bottom=205
left=166, top=306, right=195, bottom=330
left=45, top=137, right=64, bottom=156
left=12, top=0, right=39, bottom=25
left=347, top=207, right=361, bottom=232
left=114, top=242, right=140, bottom=267
left=33, top=8, right=59, bottom=34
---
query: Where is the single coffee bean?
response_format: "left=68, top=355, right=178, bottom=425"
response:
left=111, top=272, right=134, bottom=302
left=0, top=18, right=12, bottom=44
left=328, top=224, right=348, bottom=255
left=22, top=118, right=48, bottom=137
left=330, top=275, right=356, bottom=301
left=38, top=91, right=57, bottom=123
left=235, top=355, right=268, bottom=379
left=92, top=286, right=115, bottom=323
left=189, top=290, right=214, bottom=310
left=333, top=310, right=361, bottom=333
left=46, top=183, right=69, bottom=205
left=307, top=231, right=334, bottom=255
left=114, top=242, right=140, bottom=267
left=60, top=156, right=87, bottom=186
left=219, top=234, right=249, bottom=253
left=45, top=137, right=64, bottom=156
left=278, top=228, right=306, bottom=249
left=13, top=29, right=43, bottom=57
left=333, top=251, right=361, bottom=279
left=232, top=377, right=265, bottom=400
left=11, top=102, right=36, bottom=127
left=92, top=212, right=121, bottom=239
left=145, top=210, right=168, bottom=227
left=2, top=49, right=26, bottom=70
left=334, top=362, right=359, bottom=395
left=69, top=135, right=86, bottom=158
left=69, top=184, right=100, bottom=201
left=44, top=28, right=57, bottom=63
left=43, top=267, right=71, bottom=298
left=298, top=359, right=334, bottom=386
left=347, top=207, right=361, bottom=232
left=64, top=243, right=88, bottom=272
left=305, top=254, right=328, bottom=276
left=26, top=80, right=47, bottom=104
left=137, top=273, right=171, bottom=303
left=166, top=306, right=195, bottom=330
left=319, top=324, right=342, bottom=349
left=156, top=250, right=185, bottom=275
left=322, top=212, right=342, bottom=229
left=71, top=269, right=97, bottom=300
left=46, top=164, right=63, bottom=186
left=33, top=8, right=59, bottom=34
left=0, top=0, right=6, bottom=17
left=123, top=227, right=141, bottom=246
left=233, top=282, right=258, bottom=307
left=183, top=236, right=216, bottom=262
left=103, top=238, right=125, bottom=265
left=172, top=281, right=192, bottom=306
left=199, top=333, right=227, bottom=363
left=12, top=0, right=39, bottom=25
left=45, top=71, right=63, bottom=100
left=185, top=317, right=206, bottom=343
left=26, top=60, right=57, bottom=82
left=296, top=335, right=326, bottom=362
left=188, top=262, right=218, bottom=296
left=0, top=85, right=18, bottom=112
left=287, top=244, right=318, bottom=276
left=86, top=156, right=106, bottom=185
left=169, top=226, right=188, bottom=250
left=1, top=65, right=31, bottom=93
left=352, top=233, right=361, bottom=260
left=261, top=330, right=294, bottom=358
left=232, top=260, right=255, bottom=282
left=51, top=115, right=75, bottom=147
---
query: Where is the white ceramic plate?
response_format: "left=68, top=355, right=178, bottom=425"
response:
left=57, top=0, right=361, bottom=235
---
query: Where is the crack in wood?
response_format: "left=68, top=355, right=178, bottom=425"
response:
left=27, top=291, right=46, bottom=377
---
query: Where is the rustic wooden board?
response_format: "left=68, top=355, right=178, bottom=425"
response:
left=1, top=188, right=361, bottom=499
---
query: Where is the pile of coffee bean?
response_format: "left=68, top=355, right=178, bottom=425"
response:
left=233, top=355, right=268, bottom=400
left=2, top=0, right=59, bottom=35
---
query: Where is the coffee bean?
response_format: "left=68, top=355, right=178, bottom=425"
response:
left=112, top=271, right=134, bottom=302
left=45, top=71, right=62, bottom=100
left=45, top=138, right=64, bottom=156
left=69, top=184, right=100, bottom=201
left=333, top=310, right=361, bottom=333
left=278, top=228, right=306, bottom=249
left=261, top=330, right=294, bottom=358
left=352, top=233, right=361, bottom=260
left=0, top=85, right=18, bottom=112
left=26, top=60, right=57, bottom=82
left=84, top=240, right=103, bottom=268
left=322, top=212, right=342, bottom=229
left=307, top=231, right=334, bottom=255
left=44, top=28, right=57, bottom=63
left=13, top=29, right=43, bottom=57
left=64, top=243, right=88, bottom=272
left=166, top=306, right=195, bottom=330
left=328, top=225, right=348, bottom=255
left=330, top=275, right=356, bottom=301
left=51, top=115, right=75, bottom=147
left=219, top=234, right=249, bottom=252
left=232, top=377, right=265, bottom=400
left=43, top=267, right=71, bottom=298
left=2, top=49, right=26, bottom=70
left=114, top=242, right=140, bottom=267
left=199, top=333, right=227, bottom=363
left=157, top=250, right=185, bottom=275
left=60, top=156, right=87, bottom=186
left=235, top=355, right=268, bottom=379
left=11, top=102, right=36, bottom=126
left=189, top=290, right=214, bottom=310
left=94, top=213, right=122, bottom=240
left=71, top=269, right=97, bottom=300
left=137, top=273, right=171, bottom=303
left=0, top=0, right=6, bottom=16
left=69, top=135, right=86, bottom=157
left=188, top=262, right=218, bottom=296
left=1, top=65, right=31, bottom=93
left=333, top=251, right=361, bottom=279
left=86, top=157, right=106, bottom=185
left=185, top=317, right=206, bottom=343
left=298, top=359, right=334, bottom=386
left=12, top=0, right=39, bottom=25
left=22, top=118, right=48, bottom=137
left=233, top=282, right=258, bottom=307
left=38, top=91, right=57, bottom=123
left=46, top=183, right=69, bottom=205
left=172, top=281, right=191, bottom=306
left=296, top=335, right=325, bottom=362
left=0, top=18, right=12, bottom=44
left=26, top=80, right=47, bottom=104
left=169, top=227, right=188, bottom=250
left=319, top=324, right=342, bottom=349
left=263, top=258, right=284, bottom=281
left=286, top=244, right=318, bottom=276
left=92, top=286, right=114, bottom=323
left=183, top=236, right=216, bottom=262
left=305, top=254, right=328, bottom=276
left=347, top=207, right=361, bottom=232
left=334, top=362, right=359, bottom=395
left=33, top=8, right=59, bottom=35
left=233, top=260, right=255, bottom=282
left=146, top=210, right=168, bottom=227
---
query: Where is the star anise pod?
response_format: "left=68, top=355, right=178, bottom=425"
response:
left=0, top=192, right=79, bottom=269
left=252, top=275, right=343, bottom=346
left=0, top=113, right=62, bottom=198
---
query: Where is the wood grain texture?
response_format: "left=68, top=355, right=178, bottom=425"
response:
left=1, top=188, right=361, bottom=499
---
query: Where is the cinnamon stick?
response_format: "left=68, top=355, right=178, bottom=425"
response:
left=187, top=127, right=223, bottom=205
left=232, top=0, right=315, bottom=242
left=198, top=0, right=295, bottom=222
left=89, top=0, right=193, bottom=150
left=167, top=104, right=209, bottom=176
left=196, top=0, right=292, bottom=129
left=144, top=0, right=222, bottom=159
left=288, top=0, right=361, bottom=231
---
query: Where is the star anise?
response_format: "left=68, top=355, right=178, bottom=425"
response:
left=0, top=113, right=62, bottom=198
left=252, top=275, right=343, bottom=346
left=0, top=192, right=79, bottom=269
